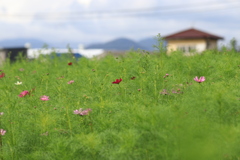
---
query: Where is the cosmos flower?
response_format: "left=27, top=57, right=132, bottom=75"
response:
left=112, top=78, right=122, bottom=84
left=0, top=129, right=6, bottom=136
left=15, top=81, right=22, bottom=85
left=40, top=95, right=50, bottom=101
left=18, top=90, right=29, bottom=97
left=160, top=89, right=168, bottom=95
left=0, top=72, right=5, bottom=78
left=0, top=112, right=3, bottom=115
left=73, top=108, right=92, bottom=116
left=68, top=80, right=74, bottom=84
left=194, top=76, right=205, bottom=83
left=163, top=73, right=169, bottom=78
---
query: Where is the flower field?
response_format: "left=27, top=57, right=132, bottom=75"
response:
left=0, top=50, right=240, bottom=160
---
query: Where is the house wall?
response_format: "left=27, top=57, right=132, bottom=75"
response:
left=206, top=39, right=218, bottom=49
left=167, top=39, right=219, bottom=53
left=167, top=39, right=207, bottom=53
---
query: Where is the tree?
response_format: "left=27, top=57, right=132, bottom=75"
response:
left=230, top=38, right=237, bottom=51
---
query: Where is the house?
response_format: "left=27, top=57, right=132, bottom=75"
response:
left=0, top=47, right=27, bottom=65
left=0, top=44, right=105, bottom=65
left=163, top=28, right=224, bottom=53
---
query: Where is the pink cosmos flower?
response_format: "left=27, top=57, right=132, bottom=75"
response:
left=0, top=112, right=3, bottom=115
left=163, top=73, right=169, bottom=78
left=194, top=76, right=205, bottom=83
left=40, top=95, right=50, bottom=101
left=74, top=108, right=92, bottom=116
left=0, top=129, right=6, bottom=135
left=68, top=80, right=74, bottom=84
left=18, top=90, right=29, bottom=97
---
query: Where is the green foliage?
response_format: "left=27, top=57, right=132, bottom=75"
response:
left=0, top=50, right=240, bottom=159
left=153, top=33, right=167, bottom=56
left=230, top=38, right=237, bottom=52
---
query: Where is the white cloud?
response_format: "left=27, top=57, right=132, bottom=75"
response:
left=0, top=0, right=239, bottom=47
left=77, top=0, right=92, bottom=7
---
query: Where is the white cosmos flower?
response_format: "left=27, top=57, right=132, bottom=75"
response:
left=15, top=81, right=22, bottom=85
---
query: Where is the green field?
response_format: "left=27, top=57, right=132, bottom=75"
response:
left=0, top=49, right=240, bottom=160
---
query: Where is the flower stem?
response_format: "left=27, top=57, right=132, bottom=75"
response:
left=89, top=115, right=93, bottom=132
left=0, top=116, right=2, bottom=160
left=0, top=135, right=3, bottom=160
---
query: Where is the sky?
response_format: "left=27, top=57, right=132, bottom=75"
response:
left=0, top=0, right=240, bottom=48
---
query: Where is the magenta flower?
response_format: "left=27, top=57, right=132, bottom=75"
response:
left=0, top=72, right=5, bottom=78
left=68, top=80, right=74, bottom=84
left=74, top=108, right=92, bottom=116
left=112, top=78, right=122, bottom=84
left=18, top=90, right=29, bottom=97
left=0, top=129, right=6, bottom=135
left=194, top=76, right=205, bottom=83
left=40, top=95, right=50, bottom=101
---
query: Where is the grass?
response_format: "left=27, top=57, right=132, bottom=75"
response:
left=0, top=49, right=240, bottom=160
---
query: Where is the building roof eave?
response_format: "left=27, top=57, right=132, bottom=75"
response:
left=163, top=28, right=224, bottom=40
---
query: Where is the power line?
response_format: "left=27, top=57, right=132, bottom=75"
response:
left=0, top=1, right=240, bottom=21
left=1, top=1, right=240, bottom=15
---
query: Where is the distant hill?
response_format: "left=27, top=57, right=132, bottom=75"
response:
left=86, top=38, right=149, bottom=51
left=138, top=37, right=168, bottom=51
left=138, top=37, right=157, bottom=51
left=0, top=38, right=49, bottom=48
left=0, top=37, right=163, bottom=51
left=0, top=38, right=82, bottom=49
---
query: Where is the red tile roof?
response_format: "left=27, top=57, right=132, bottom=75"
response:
left=164, top=28, right=224, bottom=40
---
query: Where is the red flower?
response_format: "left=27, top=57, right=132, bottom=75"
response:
left=68, top=62, right=72, bottom=65
left=0, top=72, right=5, bottom=78
left=112, top=78, right=122, bottom=84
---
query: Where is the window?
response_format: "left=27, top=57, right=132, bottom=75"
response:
left=177, top=46, right=186, bottom=52
left=177, top=45, right=196, bottom=53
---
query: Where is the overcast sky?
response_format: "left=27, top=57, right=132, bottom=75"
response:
left=0, top=0, right=240, bottom=47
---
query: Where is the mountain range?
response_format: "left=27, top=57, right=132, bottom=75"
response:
left=86, top=37, right=156, bottom=51
left=0, top=37, right=158, bottom=51
left=0, top=38, right=48, bottom=48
